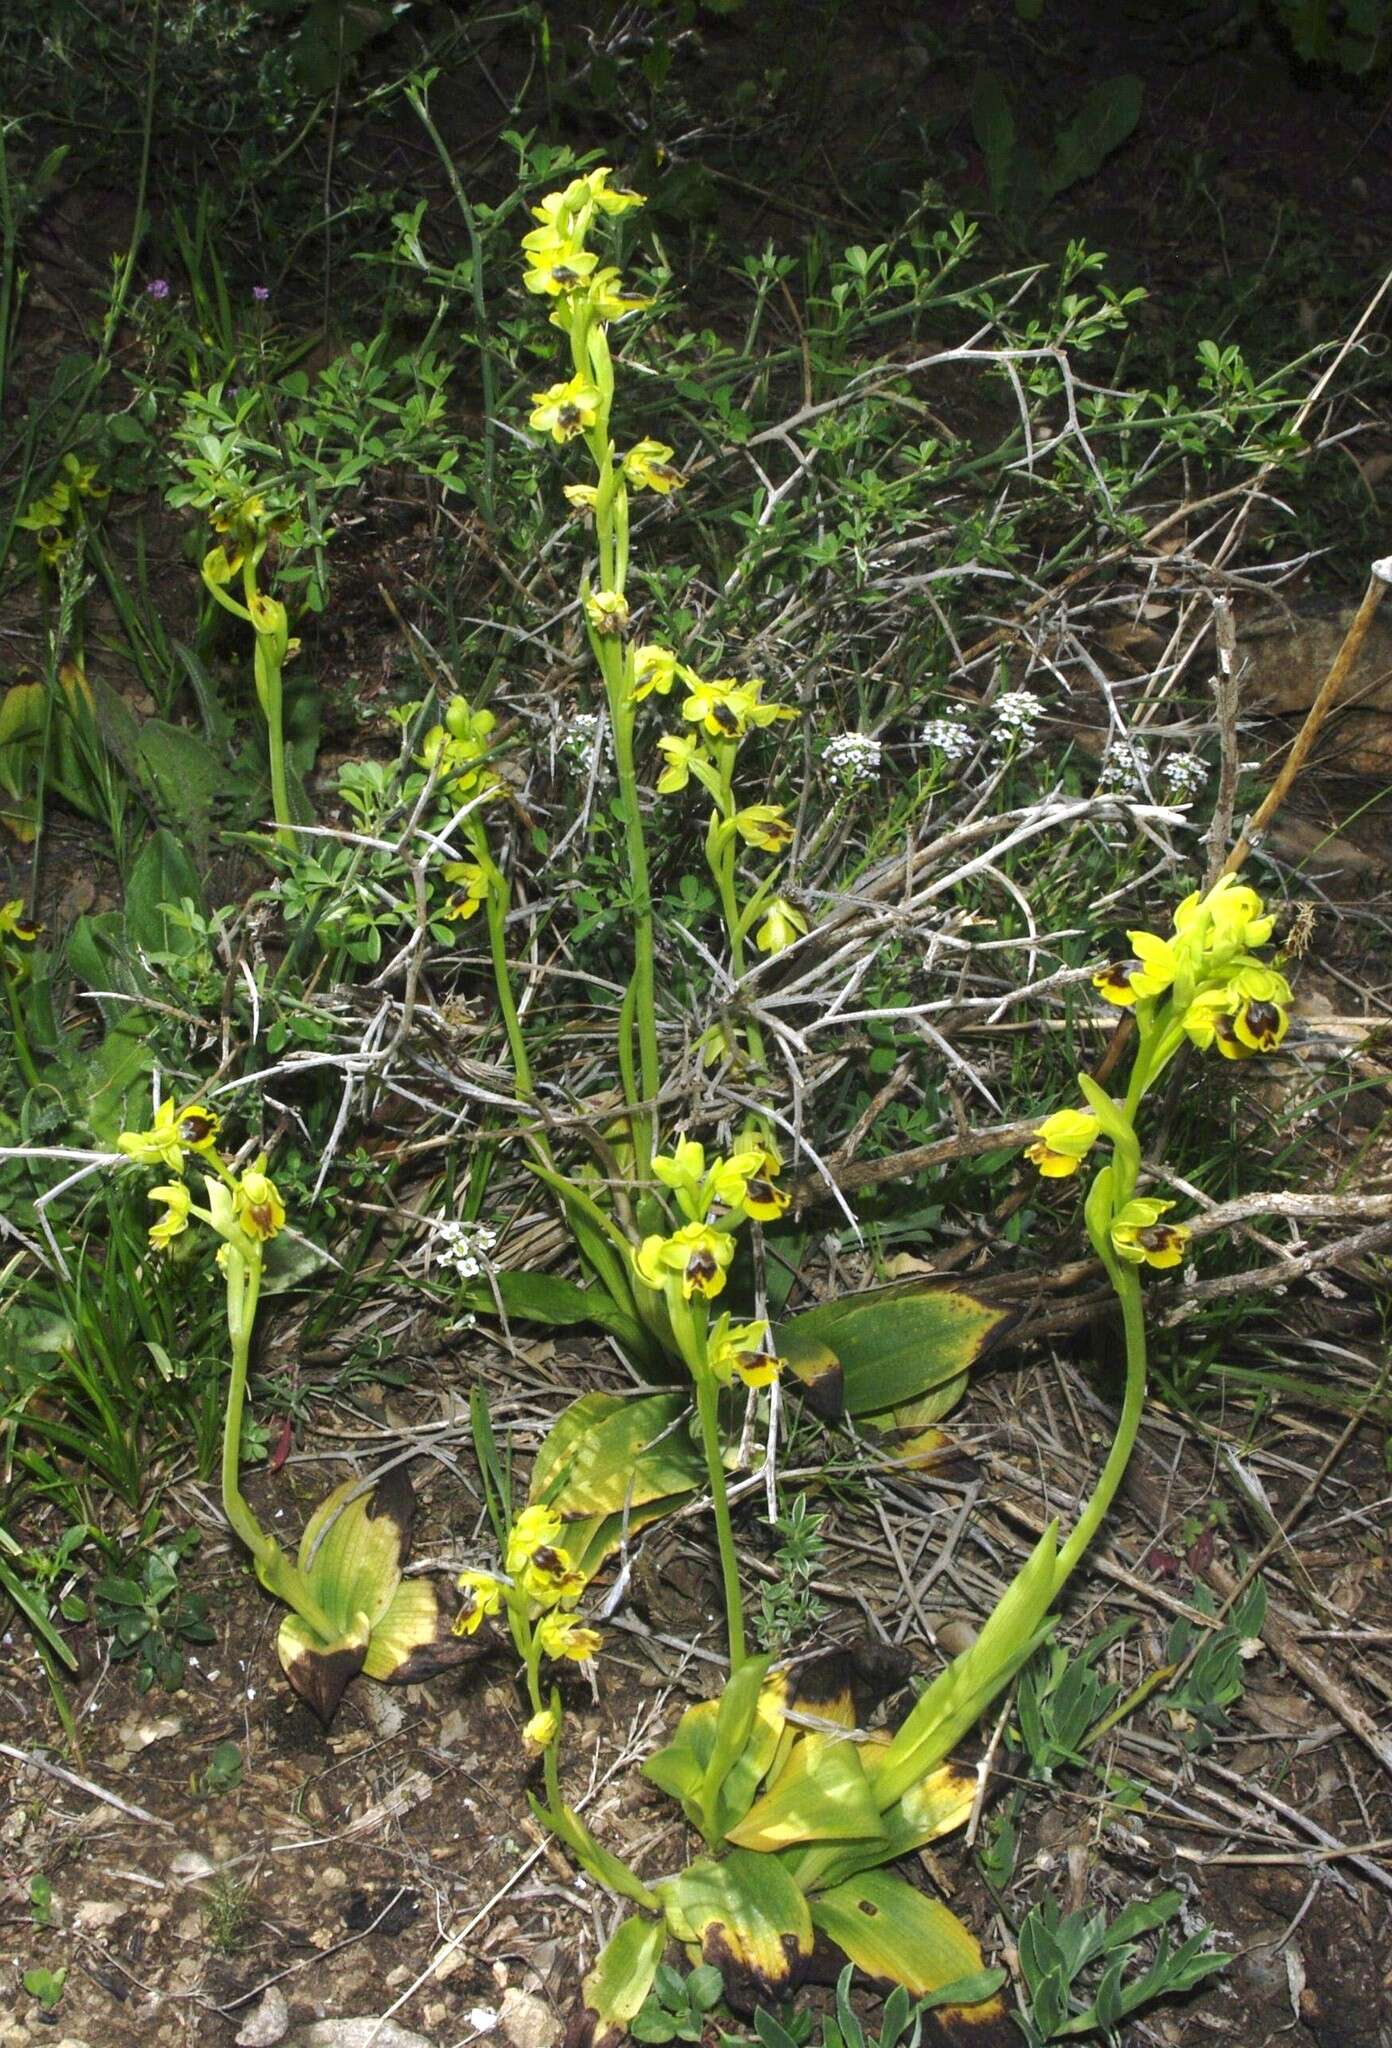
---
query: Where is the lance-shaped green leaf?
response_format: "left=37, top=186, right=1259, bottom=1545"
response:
left=528, top=1391, right=703, bottom=1582
left=658, top=1848, right=812, bottom=2011
left=785, top=1752, right=977, bottom=1891
left=563, top=1915, right=667, bottom=2048
left=700, top=1654, right=773, bottom=1841
left=530, top=1797, right=661, bottom=1913
left=725, top=1732, right=886, bottom=1852
left=777, top=1283, right=1016, bottom=1421
left=810, top=1870, right=1011, bottom=2036
left=872, top=1521, right=1059, bottom=1809
left=274, top=1468, right=478, bottom=1725
left=644, top=1671, right=790, bottom=1842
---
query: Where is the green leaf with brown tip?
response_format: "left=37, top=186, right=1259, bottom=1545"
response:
left=778, top=1283, right=1016, bottom=1420
left=658, top=1849, right=812, bottom=2013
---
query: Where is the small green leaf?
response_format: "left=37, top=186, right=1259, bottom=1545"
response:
left=568, top=1915, right=667, bottom=2048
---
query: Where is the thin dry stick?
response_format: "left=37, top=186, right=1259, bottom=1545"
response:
left=1222, top=558, right=1392, bottom=878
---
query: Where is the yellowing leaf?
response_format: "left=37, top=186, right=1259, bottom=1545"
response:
left=276, top=1608, right=371, bottom=1724
left=658, top=1849, right=812, bottom=2012
left=725, top=1733, right=886, bottom=1851
left=530, top=1391, right=700, bottom=1521
left=566, top=1915, right=667, bottom=2048
left=810, top=1870, right=1010, bottom=2030
left=298, top=1469, right=414, bottom=1635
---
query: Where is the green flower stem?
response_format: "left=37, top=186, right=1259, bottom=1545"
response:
left=1050, top=1261, right=1147, bottom=1598
left=608, top=676, right=660, bottom=1180
left=470, top=827, right=536, bottom=1107
left=220, top=1248, right=337, bottom=1640
left=707, top=765, right=770, bottom=1082
left=237, top=556, right=294, bottom=851
left=4, top=973, right=41, bottom=1091
left=694, top=1367, right=748, bottom=1672
left=258, top=641, right=294, bottom=853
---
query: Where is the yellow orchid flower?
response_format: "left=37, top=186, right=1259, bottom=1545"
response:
left=622, top=439, right=685, bottom=493
left=584, top=167, right=645, bottom=214
left=755, top=898, right=808, bottom=954
left=652, top=1139, right=762, bottom=1218
left=563, top=482, right=599, bottom=512
left=521, top=236, right=598, bottom=298
left=583, top=266, right=652, bottom=321
left=708, top=1315, right=780, bottom=1388
left=1228, top=963, right=1292, bottom=1053
left=0, top=900, right=42, bottom=944
left=452, top=1570, right=504, bottom=1637
left=1094, top=930, right=1178, bottom=1006
left=537, top=1612, right=602, bottom=1663
left=584, top=589, right=630, bottom=637
left=1025, top=1108, right=1101, bottom=1179
left=1173, top=876, right=1274, bottom=955
left=529, top=374, right=601, bottom=443
left=738, top=1172, right=790, bottom=1222
left=441, top=861, right=490, bottom=923
left=506, top=1504, right=564, bottom=1577
left=117, top=1098, right=187, bottom=1173
left=504, top=1506, right=586, bottom=1605
left=632, top=644, right=681, bottom=699
left=732, top=803, right=794, bottom=852
left=656, top=732, right=700, bottom=793
left=633, top=1221, right=737, bottom=1301
left=235, top=1158, right=286, bottom=1242
left=147, top=1180, right=191, bottom=1251
left=1182, top=988, right=1249, bottom=1060
left=652, top=1135, right=710, bottom=1200
left=1111, top=1198, right=1191, bottom=1270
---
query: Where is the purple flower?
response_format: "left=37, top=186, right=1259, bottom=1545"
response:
left=145, top=277, right=171, bottom=301
left=251, top=284, right=270, bottom=303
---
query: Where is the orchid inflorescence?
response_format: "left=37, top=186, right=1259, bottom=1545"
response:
left=452, top=1504, right=604, bottom=1756
left=1026, top=874, right=1291, bottom=1275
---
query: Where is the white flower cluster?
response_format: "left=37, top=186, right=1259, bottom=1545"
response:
left=822, top=732, right=882, bottom=790
left=990, top=689, right=1044, bottom=753
left=427, top=1217, right=499, bottom=1282
left=920, top=715, right=975, bottom=764
left=559, top=711, right=611, bottom=771
left=1098, top=737, right=1153, bottom=798
left=1163, top=752, right=1208, bottom=803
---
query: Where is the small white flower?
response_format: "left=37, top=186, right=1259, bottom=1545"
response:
left=426, top=1217, right=499, bottom=1283
left=990, top=689, right=1044, bottom=753
left=919, top=715, right=974, bottom=764
left=822, top=732, right=882, bottom=791
left=1098, top=737, right=1152, bottom=798
left=559, top=711, right=610, bottom=772
left=1163, top=752, right=1207, bottom=802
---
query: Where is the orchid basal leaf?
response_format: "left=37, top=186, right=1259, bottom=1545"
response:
left=276, top=1608, right=372, bottom=1726
left=809, top=1870, right=1012, bottom=2035
left=777, top=1282, right=1015, bottom=1421
left=725, top=1731, right=885, bottom=1851
left=658, top=1848, right=812, bottom=2011
left=297, top=1470, right=414, bottom=1632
